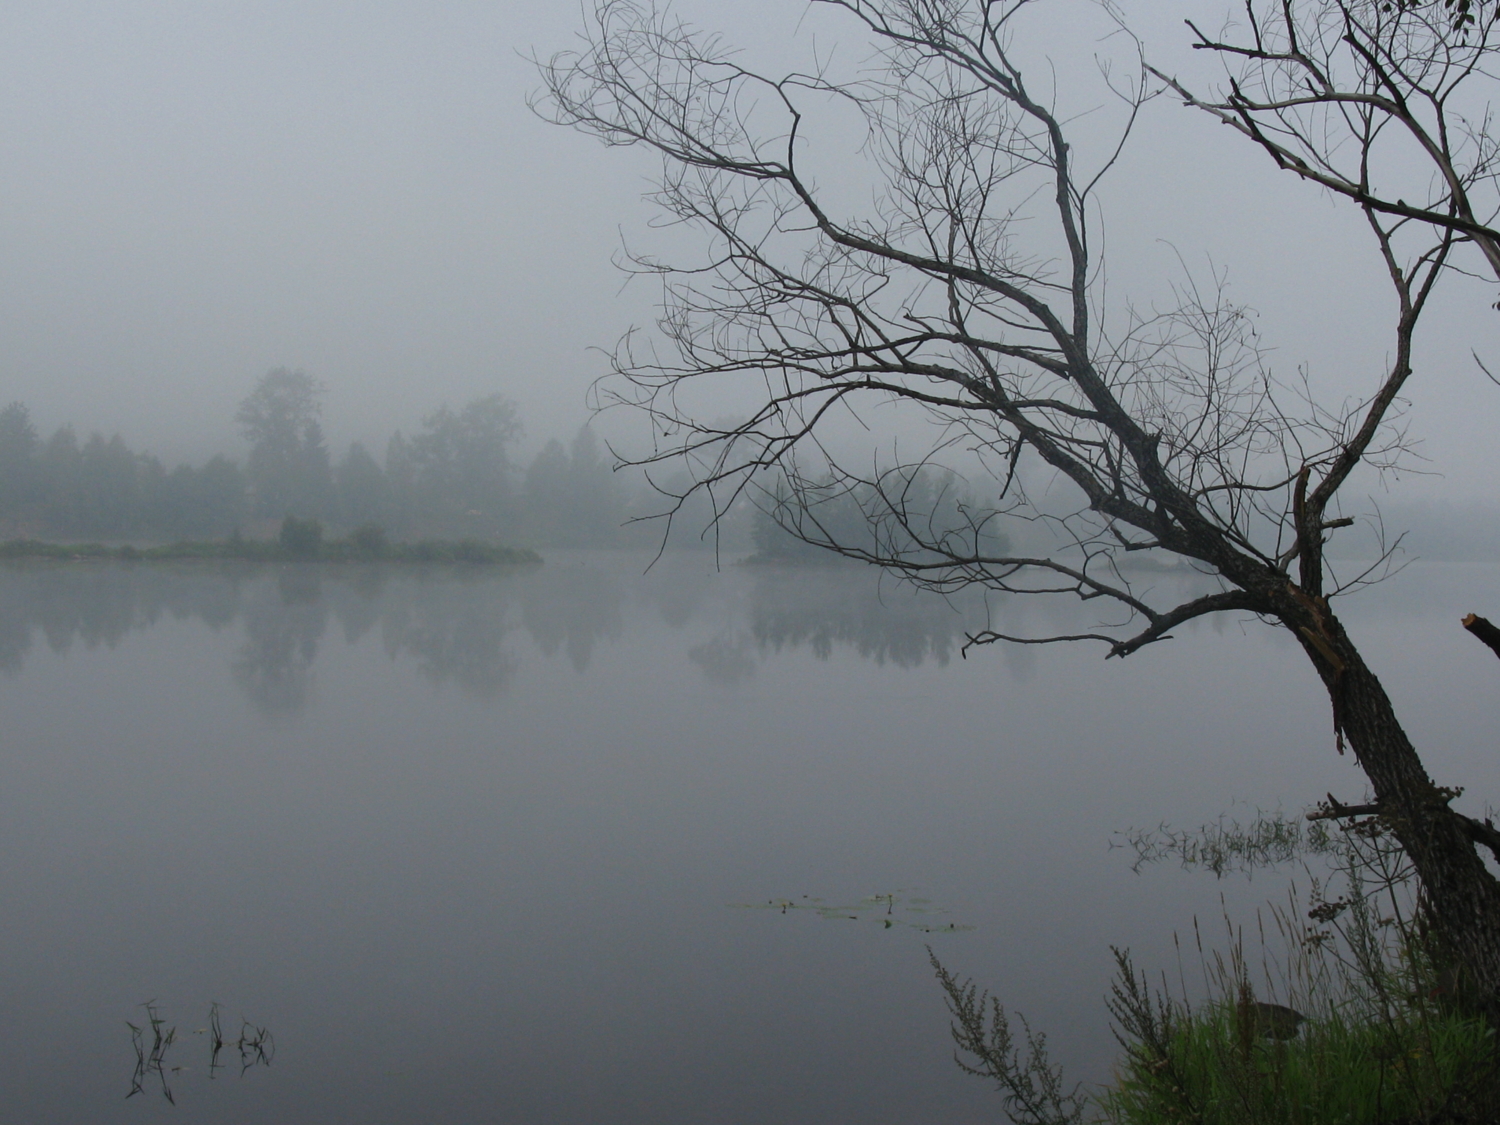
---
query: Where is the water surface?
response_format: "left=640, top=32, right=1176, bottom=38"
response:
left=2, top=552, right=1496, bottom=1122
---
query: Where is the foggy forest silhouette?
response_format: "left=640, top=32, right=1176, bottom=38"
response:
left=3, top=368, right=1498, bottom=563
left=0, top=369, right=649, bottom=550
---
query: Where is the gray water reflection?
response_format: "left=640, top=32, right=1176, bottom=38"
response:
left=0, top=554, right=1496, bottom=1123
left=0, top=556, right=996, bottom=712
left=746, top=563, right=986, bottom=667
left=232, top=572, right=328, bottom=713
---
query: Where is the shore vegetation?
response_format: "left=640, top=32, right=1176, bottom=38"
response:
left=937, top=810, right=1500, bottom=1124
left=0, top=518, right=540, bottom=566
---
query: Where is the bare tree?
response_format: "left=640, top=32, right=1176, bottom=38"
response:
left=1148, top=0, right=1500, bottom=284
left=536, top=0, right=1500, bottom=1015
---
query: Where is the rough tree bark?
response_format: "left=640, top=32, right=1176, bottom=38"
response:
left=1154, top=0, right=1500, bottom=1012
left=1300, top=600, right=1500, bottom=1012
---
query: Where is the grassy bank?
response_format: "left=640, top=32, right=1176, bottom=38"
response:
left=937, top=811, right=1500, bottom=1125
left=1102, top=989, right=1496, bottom=1125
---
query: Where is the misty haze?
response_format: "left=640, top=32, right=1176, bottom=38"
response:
left=5, top=1, right=1500, bottom=1123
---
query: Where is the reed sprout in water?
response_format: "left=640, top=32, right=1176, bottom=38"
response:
left=125, top=1000, right=178, bottom=1105
left=126, top=1000, right=273, bottom=1103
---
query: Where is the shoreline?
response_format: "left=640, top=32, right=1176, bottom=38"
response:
left=0, top=537, right=542, bottom=566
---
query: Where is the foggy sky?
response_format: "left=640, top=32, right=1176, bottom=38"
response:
left=2, top=1, right=1496, bottom=497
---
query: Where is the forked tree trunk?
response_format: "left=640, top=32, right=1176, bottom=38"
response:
left=1301, top=605, right=1500, bottom=1016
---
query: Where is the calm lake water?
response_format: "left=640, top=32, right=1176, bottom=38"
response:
left=1, top=551, right=1497, bottom=1123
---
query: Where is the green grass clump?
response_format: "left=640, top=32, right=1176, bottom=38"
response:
left=1100, top=813, right=1500, bottom=1124
left=1103, top=991, right=1495, bottom=1125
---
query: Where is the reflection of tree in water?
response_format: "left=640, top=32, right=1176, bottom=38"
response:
left=0, top=603, right=31, bottom=676
left=380, top=578, right=519, bottom=699
left=0, top=563, right=254, bottom=676
left=0, top=563, right=539, bottom=702
left=326, top=567, right=386, bottom=644
left=0, top=558, right=981, bottom=700
left=636, top=560, right=712, bottom=630
left=520, top=565, right=623, bottom=672
left=689, top=631, right=757, bottom=686
left=231, top=569, right=329, bottom=714
left=747, top=564, right=988, bottom=668
left=33, top=567, right=144, bottom=653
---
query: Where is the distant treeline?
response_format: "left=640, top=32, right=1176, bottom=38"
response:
left=0, top=369, right=635, bottom=548
left=0, top=368, right=1042, bottom=559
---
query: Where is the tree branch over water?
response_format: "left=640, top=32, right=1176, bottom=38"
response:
left=538, top=0, right=1500, bottom=1019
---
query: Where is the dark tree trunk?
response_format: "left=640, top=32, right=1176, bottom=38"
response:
left=1297, top=601, right=1500, bottom=1016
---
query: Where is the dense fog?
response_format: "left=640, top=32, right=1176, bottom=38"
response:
left=6, top=1, right=1500, bottom=1121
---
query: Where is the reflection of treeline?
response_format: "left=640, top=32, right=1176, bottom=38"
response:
left=0, top=555, right=994, bottom=705
left=0, top=369, right=631, bottom=547
left=0, top=563, right=248, bottom=677
left=747, top=563, right=991, bottom=668
left=0, top=562, right=626, bottom=711
left=748, top=471, right=1009, bottom=564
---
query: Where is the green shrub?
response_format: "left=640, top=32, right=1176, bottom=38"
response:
left=349, top=524, right=387, bottom=558
left=277, top=515, right=323, bottom=558
left=1102, top=984, right=1496, bottom=1125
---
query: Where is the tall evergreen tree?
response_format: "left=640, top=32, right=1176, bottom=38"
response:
left=407, top=394, right=521, bottom=534
left=236, top=368, right=333, bottom=520
left=335, top=441, right=391, bottom=528
left=39, top=426, right=83, bottom=536
left=0, top=402, right=40, bottom=530
left=565, top=426, right=621, bottom=546
left=523, top=438, right=571, bottom=546
left=78, top=434, right=139, bottom=537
